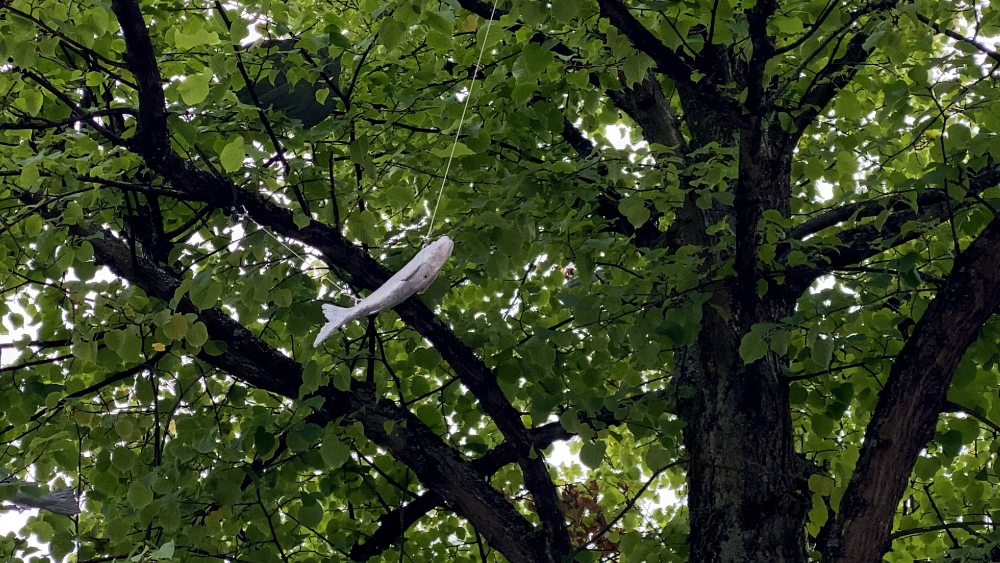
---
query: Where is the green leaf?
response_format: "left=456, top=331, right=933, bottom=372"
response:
left=623, top=53, right=655, bottom=88
left=580, top=441, right=606, bottom=469
left=103, top=330, right=125, bottom=353
left=739, top=332, right=768, bottom=364
left=151, top=541, right=175, bottom=560
left=187, top=321, right=209, bottom=347
left=348, top=209, right=377, bottom=246
left=86, top=7, right=110, bottom=35
left=119, top=333, right=141, bottom=363
left=297, top=499, right=324, bottom=528
left=178, top=72, right=211, bottom=105
left=203, top=340, right=228, bottom=356
left=127, top=481, right=153, bottom=509
left=300, top=360, right=323, bottom=396
left=163, top=314, right=189, bottom=340
left=769, top=329, right=791, bottom=355
left=810, top=337, right=834, bottom=369
left=379, top=18, right=405, bottom=51
left=190, top=280, right=223, bottom=310
left=808, top=474, right=835, bottom=496
left=254, top=427, right=276, bottom=457
left=21, top=90, right=43, bottom=116
left=644, top=444, right=672, bottom=470
left=551, top=0, right=580, bottom=21
left=273, top=288, right=293, bottom=307
left=63, top=202, right=84, bottom=225
left=416, top=404, right=445, bottom=432
left=212, top=474, right=242, bottom=506
left=24, top=213, right=43, bottom=235
left=175, top=27, right=220, bottom=50
left=939, top=429, right=964, bottom=458
left=518, top=44, right=554, bottom=77
left=411, top=347, right=442, bottom=369
left=618, top=197, right=650, bottom=228
left=773, top=17, right=803, bottom=34
left=219, top=135, right=245, bottom=172
left=320, top=436, right=350, bottom=469
left=430, top=142, right=475, bottom=158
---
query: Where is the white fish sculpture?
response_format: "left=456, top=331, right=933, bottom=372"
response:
left=314, top=236, right=454, bottom=347
left=2, top=479, right=80, bottom=516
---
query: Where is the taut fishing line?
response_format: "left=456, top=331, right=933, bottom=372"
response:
left=312, top=2, right=501, bottom=343
left=425, top=0, right=501, bottom=241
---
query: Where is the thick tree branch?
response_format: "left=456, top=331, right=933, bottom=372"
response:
left=109, top=1, right=569, bottom=558
left=110, top=0, right=169, bottom=161
left=744, top=0, right=777, bottom=113
left=453, top=0, right=687, bottom=158
left=821, top=216, right=1000, bottom=563
left=456, top=0, right=696, bottom=257
left=594, top=0, right=747, bottom=127
left=784, top=163, right=1000, bottom=293
left=352, top=381, right=668, bottom=561
left=606, top=77, right=686, bottom=150
left=243, top=188, right=573, bottom=560
left=85, top=225, right=549, bottom=563
left=350, top=422, right=573, bottom=561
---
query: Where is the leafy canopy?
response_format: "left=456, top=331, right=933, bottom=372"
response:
left=0, top=0, right=1000, bottom=562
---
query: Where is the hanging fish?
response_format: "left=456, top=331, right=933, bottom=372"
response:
left=314, top=236, right=454, bottom=347
left=1, top=479, right=80, bottom=516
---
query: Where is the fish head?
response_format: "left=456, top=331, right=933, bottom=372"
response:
left=425, top=236, right=454, bottom=270
left=406, top=236, right=454, bottom=291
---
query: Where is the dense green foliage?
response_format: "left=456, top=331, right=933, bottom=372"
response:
left=2, top=0, right=1000, bottom=562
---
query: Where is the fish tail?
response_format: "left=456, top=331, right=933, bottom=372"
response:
left=313, top=304, right=355, bottom=347
left=12, top=487, right=80, bottom=516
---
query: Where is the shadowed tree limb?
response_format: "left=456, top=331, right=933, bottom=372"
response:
left=451, top=0, right=687, bottom=157
left=942, top=400, right=1000, bottom=434
left=888, top=522, right=989, bottom=542
left=349, top=422, right=573, bottom=561
left=109, top=0, right=570, bottom=558
left=594, top=0, right=747, bottom=127
left=916, top=12, right=1000, bottom=64
left=110, top=0, right=169, bottom=161
left=782, top=163, right=1000, bottom=296
left=743, top=0, right=777, bottom=112
left=84, top=223, right=553, bottom=563
left=821, top=216, right=1000, bottom=563
left=0, top=108, right=134, bottom=131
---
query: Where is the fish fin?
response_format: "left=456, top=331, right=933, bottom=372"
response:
left=313, top=304, right=354, bottom=347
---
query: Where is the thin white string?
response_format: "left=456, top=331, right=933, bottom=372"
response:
left=424, top=1, right=501, bottom=241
